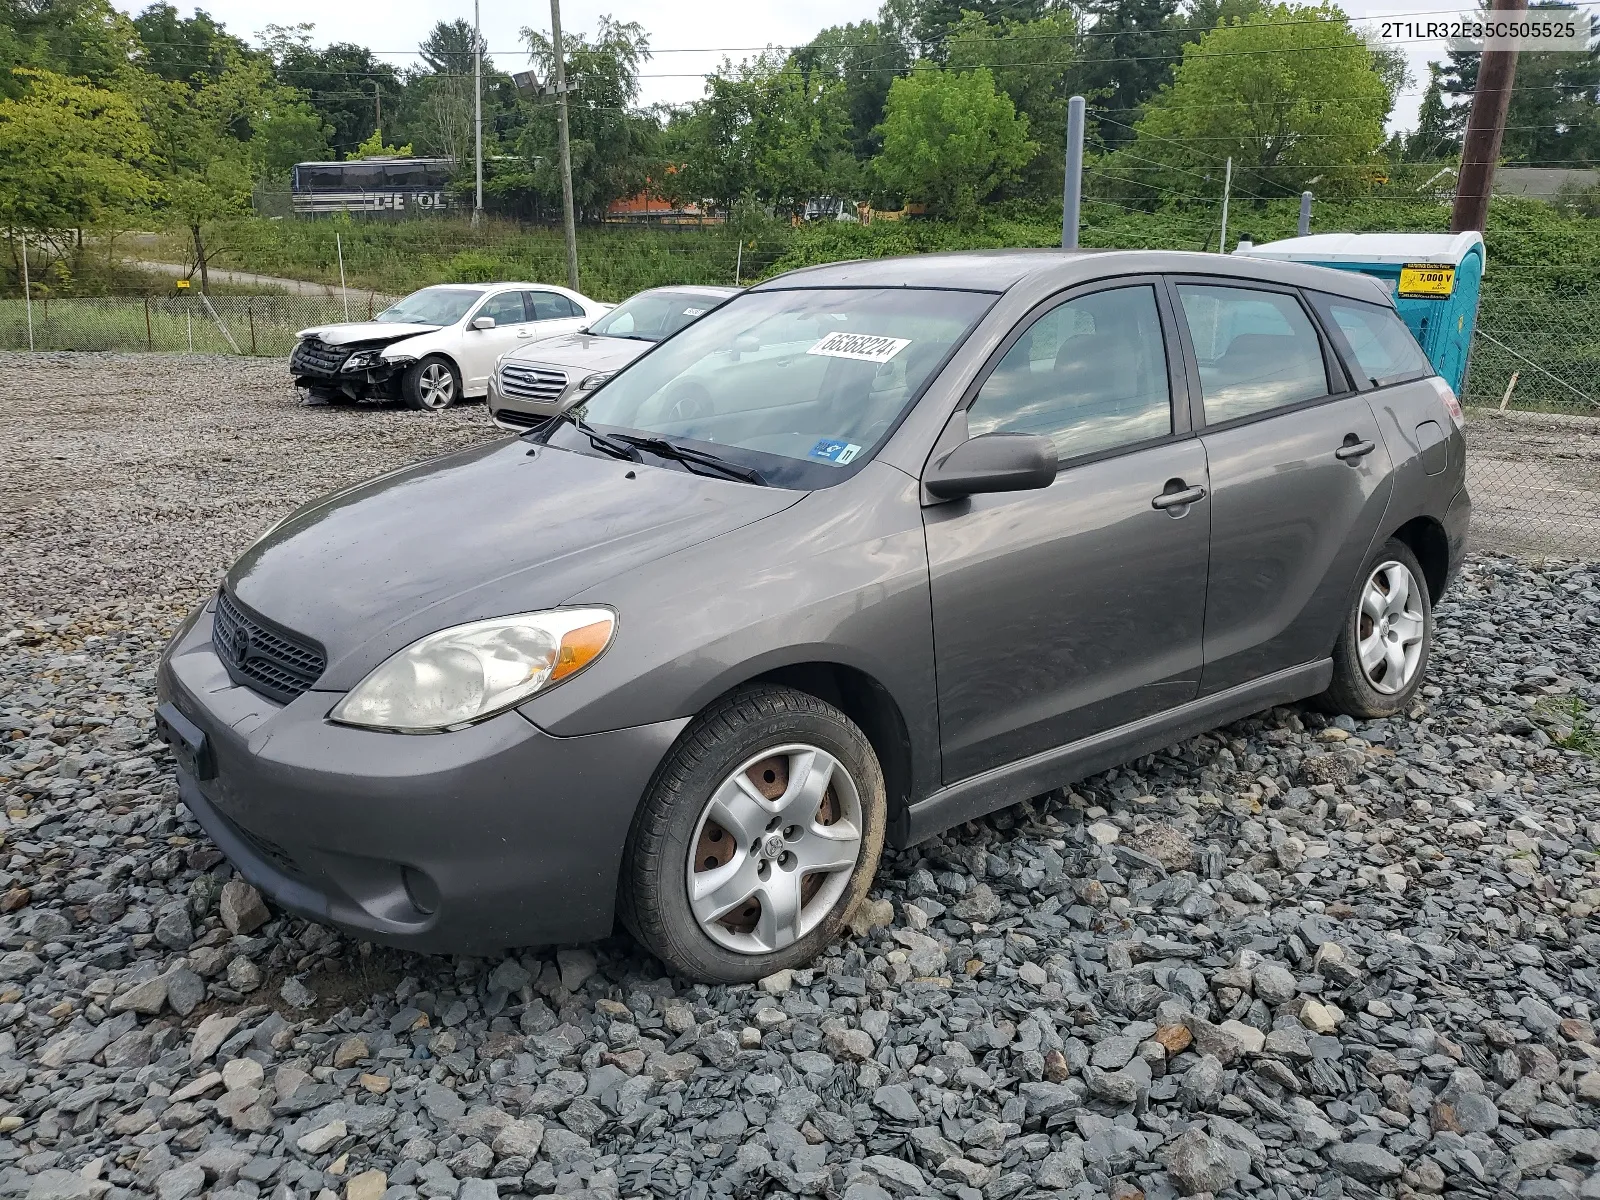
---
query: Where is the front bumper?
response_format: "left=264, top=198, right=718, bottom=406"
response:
left=156, top=603, right=687, bottom=954
left=290, top=344, right=411, bottom=401
left=487, top=372, right=584, bottom=432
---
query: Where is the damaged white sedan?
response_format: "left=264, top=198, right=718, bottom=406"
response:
left=289, top=283, right=609, bottom=411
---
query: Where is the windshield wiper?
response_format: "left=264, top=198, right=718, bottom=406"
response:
left=527, top=408, right=641, bottom=462
left=611, top=433, right=766, bottom=485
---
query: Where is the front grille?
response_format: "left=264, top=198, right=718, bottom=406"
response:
left=291, top=338, right=350, bottom=378
left=493, top=408, right=544, bottom=429
left=499, top=363, right=568, bottom=402
left=212, top=589, right=326, bottom=704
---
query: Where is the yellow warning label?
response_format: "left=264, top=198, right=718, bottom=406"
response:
left=1399, top=263, right=1455, bottom=299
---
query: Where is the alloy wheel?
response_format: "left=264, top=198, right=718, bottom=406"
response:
left=1357, top=559, right=1425, bottom=695
left=418, top=363, right=455, bottom=409
left=685, top=744, right=863, bottom=955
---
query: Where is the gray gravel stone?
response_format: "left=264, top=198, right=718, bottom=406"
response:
left=3, top=361, right=1598, bottom=1200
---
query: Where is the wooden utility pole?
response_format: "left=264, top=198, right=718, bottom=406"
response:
left=374, top=82, right=382, bottom=138
left=550, top=0, right=580, bottom=292
left=1451, top=0, right=1529, bottom=232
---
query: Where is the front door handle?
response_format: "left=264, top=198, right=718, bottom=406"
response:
left=1335, top=438, right=1376, bottom=462
left=1151, top=484, right=1207, bottom=510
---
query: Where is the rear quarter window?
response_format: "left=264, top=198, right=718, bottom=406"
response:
left=1310, top=292, right=1432, bottom=389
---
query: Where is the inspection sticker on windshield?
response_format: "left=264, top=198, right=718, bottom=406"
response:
left=810, top=439, right=862, bottom=465
left=807, top=331, right=910, bottom=363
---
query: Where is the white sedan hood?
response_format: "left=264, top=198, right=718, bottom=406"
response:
left=295, top=322, right=440, bottom=346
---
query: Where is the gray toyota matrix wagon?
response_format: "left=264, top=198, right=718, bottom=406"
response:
left=157, top=249, right=1469, bottom=982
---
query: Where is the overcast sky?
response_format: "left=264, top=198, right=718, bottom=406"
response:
left=109, top=0, right=1593, bottom=134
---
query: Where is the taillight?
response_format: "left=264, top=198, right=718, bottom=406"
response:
left=1428, top=377, right=1465, bottom=430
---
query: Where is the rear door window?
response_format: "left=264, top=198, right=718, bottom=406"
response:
left=1176, top=284, right=1330, bottom=424
left=529, top=291, right=581, bottom=320
left=1309, top=292, right=1433, bottom=389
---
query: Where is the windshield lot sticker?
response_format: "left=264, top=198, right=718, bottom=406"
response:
left=682, top=307, right=707, bottom=317
left=810, top=439, right=862, bottom=465
left=807, top=332, right=911, bottom=363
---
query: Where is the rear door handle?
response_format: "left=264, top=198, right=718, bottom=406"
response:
left=1336, top=439, right=1376, bottom=461
left=1151, top=484, right=1207, bottom=510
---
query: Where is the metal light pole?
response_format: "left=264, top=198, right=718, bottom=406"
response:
left=1061, top=95, right=1085, bottom=250
left=1218, top=157, right=1233, bottom=253
left=550, top=0, right=580, bottom=292
left=1298, top=191, right=1313, bottom=236
left=20, top=232, right=33, bottom=352
left=473, top=0, right=484, bottom=226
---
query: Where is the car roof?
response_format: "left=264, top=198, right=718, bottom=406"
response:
left=634, top=284, right=741, bottom=298
left=413, top=282, right=578, bottom=293
left=753, top=248, right=1393, bottom=304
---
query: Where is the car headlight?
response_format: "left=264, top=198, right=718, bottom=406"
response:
left=579, top=372, right=614, bottom=391
left=328, top=608, right=616, bottom=732
left=341, top=349, right=384, bottom=372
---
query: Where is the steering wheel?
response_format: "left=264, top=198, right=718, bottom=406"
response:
left=665, top=383, right=715, bottom=424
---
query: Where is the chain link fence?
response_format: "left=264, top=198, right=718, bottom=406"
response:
left=1461, top=276, right=1600, bottom=559
left=2, top=269, right=1598, bottom=560
left=0, top=294, right=392, bottom=358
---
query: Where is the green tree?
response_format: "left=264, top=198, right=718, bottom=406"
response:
left=266, top=28, right=402, bottom=158
left=665, top=53, right=855, bottom=215
left=946, top=10, right=1078, bottom=193
left=1074, top=0, right=1185, bottom=148
left=504, top=17, right=659, bottom=221
left=1125, top=2, right=1392, bottom=200
left=0, top=67, right=156, bottom=234
left=874, top=66, right=1036, bottom=218
left=146, top=53, right=327, bottom=287
left=132, top=3, right=252, bottom=83
left=1430, top=2, right=1600, bottom=166
left=350, top=127, right=412, bottom=158
left=0, top=0, right=143, bottom=92
left=790, top=21, right=910, bottom=160
left=1404, top=62, right=1458, bottom=162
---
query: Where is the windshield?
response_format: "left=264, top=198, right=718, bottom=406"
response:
left=587, top=290, right=728, bottom=342
left=564, top=287, right=993, bottom=488
left=374, top=287, right=484, bottom=326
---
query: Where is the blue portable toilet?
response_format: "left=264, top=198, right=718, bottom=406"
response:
left=1236, top=231, right=1485, bottom=395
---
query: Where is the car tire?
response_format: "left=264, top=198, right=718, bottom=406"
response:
left=619, top=685, right=886, bottom=984
left=1317, top=537, right=1433, bottom=719
left=402, top=356, right=460, bottom=411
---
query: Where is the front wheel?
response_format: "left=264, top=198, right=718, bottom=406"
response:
left=619, top=686, right=886, bottom=983
left=402, top=356, right=460, bottom=411
left=1317, top=538, right=1433, bottom=719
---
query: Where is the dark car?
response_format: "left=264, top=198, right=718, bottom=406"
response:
left=157, top=249, right=1469, bottom=982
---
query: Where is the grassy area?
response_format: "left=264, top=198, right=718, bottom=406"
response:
left=3, top=198, right=1597, bottom=409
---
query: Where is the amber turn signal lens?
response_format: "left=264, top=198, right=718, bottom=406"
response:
left=551, top=618, right=615, bottom=682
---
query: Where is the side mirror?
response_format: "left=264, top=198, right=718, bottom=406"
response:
left=732, top=333, right=760, bottom=360
left=924, top=432, right=1058, bottom=500
left=470, top=316, right=497, bottom=331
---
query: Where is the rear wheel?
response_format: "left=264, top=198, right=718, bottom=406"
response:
left=620, top=685, right=886, bottom=983
left=403, top=356, right=459, bottom=411
left=1318, top=538, right=1433, bottom=718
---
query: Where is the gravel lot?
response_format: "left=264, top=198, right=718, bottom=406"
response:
left=0, top=353, right=1597, bottom=1200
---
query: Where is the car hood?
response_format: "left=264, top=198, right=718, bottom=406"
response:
left=295, top=322, right=440, bottom=346
left=501, top=332, right=651, bottom=372
left=227, top=439, right=802, bottom=688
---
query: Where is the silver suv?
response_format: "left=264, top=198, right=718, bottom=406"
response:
left=488, top=284, right=739, bottom=430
